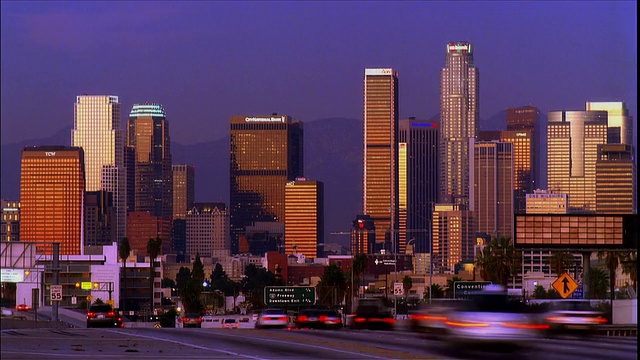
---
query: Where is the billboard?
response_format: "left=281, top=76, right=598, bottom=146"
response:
left=514, top=214, right=638, bottom=249
left=365, top=68, right=395, bottom=76
left=447, top=42, right=472, bottom=53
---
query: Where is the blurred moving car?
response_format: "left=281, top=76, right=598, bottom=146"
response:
left=445, top=285, right=547, bottom=348
left=350, top=298, right=395, bottom=330
left=255, top=308, right=289, bottom=329
left=543, top=300, right=606, bottom=337
left=182, top=313, right=203, bottom=328
left=2, top=307, right=15, bottom=317
left=15, top=304, right=30, bottom=312
left=295, top=308, right=343, bottom=329
left=409, top=300, right=460, bottom=339
left=222, top=318, right=240, bottom=329
left=86, top=304, right=123, bottom=328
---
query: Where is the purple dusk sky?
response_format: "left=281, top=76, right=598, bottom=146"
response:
left=1, top=1, right=637, bottom=147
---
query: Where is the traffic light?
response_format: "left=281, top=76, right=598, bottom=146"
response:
left=75, top=282, right=80, bottom=288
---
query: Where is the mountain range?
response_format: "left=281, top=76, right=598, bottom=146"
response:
left=1, top=111, right=543, bottom=247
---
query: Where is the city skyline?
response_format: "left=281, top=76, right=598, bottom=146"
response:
left=1, top=2, right=636, bottom=149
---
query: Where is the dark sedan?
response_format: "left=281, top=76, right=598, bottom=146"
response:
left=295, top=309, right=343, bottom=330
left=87, top=304, right=123, bottom=328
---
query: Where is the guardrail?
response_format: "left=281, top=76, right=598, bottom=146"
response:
left=595, top=325, right=637, bottom=337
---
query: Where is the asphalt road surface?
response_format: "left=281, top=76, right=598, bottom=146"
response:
left=1, top=327, right=637, bottom=360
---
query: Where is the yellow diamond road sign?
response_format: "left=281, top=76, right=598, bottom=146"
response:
left=552, top=272, right=579, bottom=298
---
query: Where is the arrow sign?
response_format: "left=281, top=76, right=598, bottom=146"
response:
left=552, top=273, right=579, bottom=298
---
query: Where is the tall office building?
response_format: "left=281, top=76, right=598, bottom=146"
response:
left=363, top=68, right=399, bottom=251
left=547, top=110, right=608, bottom=213
left=72, top=95, right=126, bottom=243
left=229, top=114, right=303, bottom=254
left=506, top=106, right=539, bottom=189
left=186, top=203, right=230, bottom=258
left=284, top=178, right=324, bottom=258
left=432, top=203, right=475, bottom=273
left=350, top=215, right=376, bottom=255
left=1, top=200, right=20, bottom=242
left=126, top=211, right=172, bottom=256
left=84, top=191, right=115, bottom=246
left=127, top=104, right=173, bottom=218
left=596, top=144, right=636, bottom=214
left=586, top=102, right=633, bottom=145
left=124, top=145, right=136, bottom=215
left=20, top=146, right=85, bottom=255
left=172, top=164, right=195, bottom=220
left=439, top=42, right=479, bottom=206
left=500, top=130, right=533, bottom=214
left=398, top=118, right=439, bottom=254
left=526, top=189, right=568, bottom=214
left=472, top=141, right=514, bottom=239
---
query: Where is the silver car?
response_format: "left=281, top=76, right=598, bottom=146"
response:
left=543, top=300, right=606, bottom=337
left=255, top=308, right=289, bottom=329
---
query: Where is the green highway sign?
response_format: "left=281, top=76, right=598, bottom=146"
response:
left=453, top=281, right=492, bottom=299
left=264, top=286, right=316, bottom=307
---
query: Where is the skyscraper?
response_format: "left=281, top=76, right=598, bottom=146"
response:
left=20, top=146, right=85, bottom=255
left=547, top=110, right=608, bottom=213
left=350, top=215, right=376, bottom=255
left=586, top=102, right=633, bottom=145
left=432, top=203, right=475, bottom=273
left=72, top=95, right=126, bottom=243
left=284, top=177, right=324, bottom=258
left=230, top=114, right=303, bottom=254
left=172, top=164, right=195, bottom=220
left=127, top=104, right=173, bottom=220
left=472, top=140, right=514, bottom=239
left=398, top=118, right=439, bottom=254
left=505, top=105, right=538, bottom=212
left=363, top=68, right=399, bottom=251
left=439, top=42, right=479, bottom=206
left=596, top=144, right=636, bottom=214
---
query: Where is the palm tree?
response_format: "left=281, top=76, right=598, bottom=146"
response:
left=597, top=251, right=624, bottom=300
left=402, top=275, right=413, bottom=298
left=475, top=237, right=521, bottom=286
left=353, top=254, right=369, bottom=297
left=547, top=251, right=575, bottom=277
left=118, top=237, right=131, bottom=311
left=620, top=252, right=637, bottom=293
left=445, top=276, right=463, bottom=298
left=589, top=267, right=609, bottom=299
left=147, top=236, right=162, bottom=312
left=425, top=284, right=444, bottom=299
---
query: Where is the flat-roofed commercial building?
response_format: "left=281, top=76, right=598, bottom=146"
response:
left=186, top=202, right=230, bottom=258
left=596, top=144, right=636, bottom=214
left=547, top=110, right=608, bottom=213
left=363, top=68, right=399, bottom=250
left=285, top=178, right=324, bottom=258
left=1, top=200, right=20, bottom=242
left=500, top=130, right=533, bottom=214
left=20, top=146, right=85, bottom=255
left=230, top=114, right=303, bottom=254
left=432, top=203, right=475, bottom=273
left=350, top=215, right=376, bottom=255
left=526, top=189, right=568, bottom=214
left=172, top=164, right=195, bottom=220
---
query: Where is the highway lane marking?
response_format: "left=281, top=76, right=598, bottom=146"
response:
left=109, top=330, right=269, bottom=360
left=0, top=351, right=224, bottom=359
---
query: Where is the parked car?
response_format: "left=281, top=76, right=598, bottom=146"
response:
left=543, top=300, right=606, bottom=337
left=182, top=313, right=203, bottom=328
left=255, top=308, right=289, bottom=329
left=295, top=308, right=343, bottom=330
left=86, top=304, right=122, bottom=328
left=222, top=318, right=239, bottom=329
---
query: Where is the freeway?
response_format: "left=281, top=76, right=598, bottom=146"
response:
left=1, top=327, right=636, bottom=360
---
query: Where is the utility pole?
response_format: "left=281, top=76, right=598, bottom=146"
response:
left=52, top=243, right=60, bottom=323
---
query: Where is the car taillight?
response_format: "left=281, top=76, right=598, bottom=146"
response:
left=107, top=312, right=115, bottom=317
left=319, top=315, right=328, bottom=322
left=182, top=317, right=188, bottom=322
left=446, top=320, right=490, bottom=328
left=278, top=317, right=288, bottom=322
left=354, top=317, right=366, bottom=323
left=383, top=318, right=396, bottom=324
left=501, top=322, right=550, bottom=330
left=197, top=317, right=203, bottom=323
left=87, top=312, right=96, bottom=318
left=587, top=317, right=607, bottom=324
left=298, top=315, right=308, bottom=322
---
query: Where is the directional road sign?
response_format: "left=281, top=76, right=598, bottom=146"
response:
left=552, top=272, right=579, bottom=298
left=264, top=286, right=316, bottom=307
left=571, top=285, right=584, bottom=299
left=453, top=281, right=491, bottom=299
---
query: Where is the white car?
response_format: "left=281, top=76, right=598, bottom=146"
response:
left=543, top=300, right=606, bottom=337
left=255, top=308, right=289, bottom=329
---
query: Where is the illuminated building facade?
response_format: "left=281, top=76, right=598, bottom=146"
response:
left=586, top=102, right=633, bottom=145
left=284, top=178, right=324, bottom=258
left=432, top=203, right=475, bottom=273
left=172, top=164, right=195, bottom=220
left=547, top=110, right=608, bottom=213
left=1, top=200, right=20, bottom=242
left=363, top=68, right=399, bottom=250
left=72, top=95, right=126, bottom=243
left=439, top=42, right=479, bottom=206
left=472, top=141, right=514, bottom=239
left=526, top=189, right=568, bottom=214
left=350, top=215, right=376, bottom=255
left=596, top=144, right=636, bottom=214
left=20, top=146, right=85, bottom=255
left=126, top=211, right=172, bottom=256
left=186, top=203, right=230, bottom=258
left=398, top=118, right=439, bottom=254
left=127, top=104, right=173, bottom=220
left=500, top=129, right=534, bottom=214
left=229, top=114, right=303, bottom=254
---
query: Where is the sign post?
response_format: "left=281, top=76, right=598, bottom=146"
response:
left=552, top=273, right=579, bottom=299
